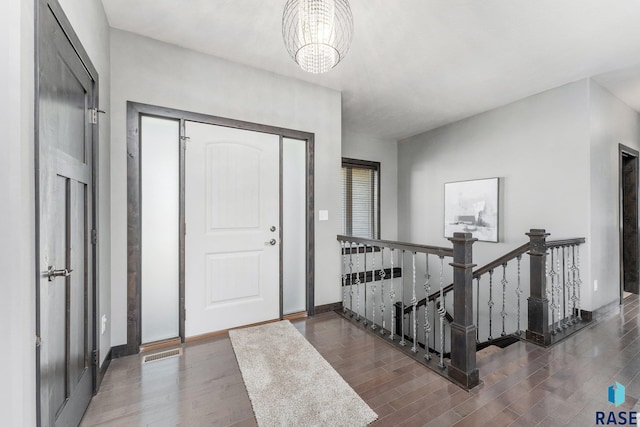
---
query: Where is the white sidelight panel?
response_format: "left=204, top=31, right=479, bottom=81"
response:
left=140, top=116, right=180, bottom=344
left=282, top=138, right=307, bottom=315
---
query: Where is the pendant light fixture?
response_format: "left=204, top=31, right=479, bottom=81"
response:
left=282, top=0, right=354, bottom=74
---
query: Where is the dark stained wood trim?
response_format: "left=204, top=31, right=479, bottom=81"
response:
left=110, top=345, right=129, bottom=359
left=306, top=135, right=315, bottom=316
left=314, top=302, right=343, bottom=314
left=126, top=102, right=316, bottom=351
left=125, top=103, right=142, bottom=356
left=96, top=349, right=112, bottom=391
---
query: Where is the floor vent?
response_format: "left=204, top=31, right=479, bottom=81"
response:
left=142, top=348, right=182, bottom=364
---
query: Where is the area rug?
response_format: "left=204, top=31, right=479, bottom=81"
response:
left=229, top=320, right=378, bottom=427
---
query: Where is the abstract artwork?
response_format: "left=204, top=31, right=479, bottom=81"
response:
left=444, top=178, right=499, bottom=242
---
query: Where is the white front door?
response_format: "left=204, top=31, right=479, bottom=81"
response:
left=185, top=121, right=280, bottom=337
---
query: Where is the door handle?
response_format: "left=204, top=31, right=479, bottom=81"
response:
left=265, top=239, right=277, bottom=246
left=47, top=266, right=73, bottom=282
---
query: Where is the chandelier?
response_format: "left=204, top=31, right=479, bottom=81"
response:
left=282, top=0, right=354, bottom=74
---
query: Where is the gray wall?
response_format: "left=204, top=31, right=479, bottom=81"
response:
left=398, top=78, right=640, bottom=312
left=342, top=130, right=398, bottom=240
left=0, top=0, right=110, bottom=424
left=110, top=29, right=343, bottom=346
left=1, top=1, right=35, bottom=425
left=398, top=80, right=595, bottom=307
left=589, top=80, right=640, bottom=308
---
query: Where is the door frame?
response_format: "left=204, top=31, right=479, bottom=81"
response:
left=619, top=143, right=639, bottom=303
left=124, top=102, right=315, bottom=356
left=34, top=0, right=100, bottom=423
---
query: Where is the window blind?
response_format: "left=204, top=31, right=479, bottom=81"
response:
left=341, top=159, right=380, bottom=239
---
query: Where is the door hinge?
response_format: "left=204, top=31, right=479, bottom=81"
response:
left=91, top=229, right=98, bottom=245
left=92, top=350, right=99, bottom=366
left=36, top=336, right=41, bottom=348
left=88, top=108, right=106, bottom=125
left=88, top=108, right=98, bottom=125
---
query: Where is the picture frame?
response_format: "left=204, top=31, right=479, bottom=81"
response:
left=444, top=177, right=499, bottom=243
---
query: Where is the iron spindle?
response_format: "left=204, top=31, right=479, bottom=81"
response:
left=424, top=254, right=431, bottom=360
left=349, top=242, right=354, bottom=316
left=355, top=245, right=361, bottom=321
left=515, top=255, right=523, bottom=336
left=389, top=249, right=396, bottom=340
left=562, top=246, right=568, bottom=328
left=571, top=245, right=576, bottom=323
left=476, top=277, right=480, bottom=343
left=438, top=256, right=445, bottom=369
left=411, top=252, right=418, bottom=353
left=371, top=246, right=377, bottom=330
left=363, top=245, right=368, bottom=326
left=576, top=245, right=582, bottom=321
left=549, top=249, right=557, bottom=335
left=488, top=269, right=494, bottom=341
left=556, top=247, right=563, bottom=332
left=341, top=241, right=347, bottom=313
left=399, top=250, right=407, bottom=346
left=380, top=248, right=386, bottom=334
left=500, top=263, right=508, bottom=337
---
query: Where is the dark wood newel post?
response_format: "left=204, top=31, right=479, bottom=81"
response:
left=448, top=232, right=479, bottom=389
left=526, top=229, right=551, bottom=346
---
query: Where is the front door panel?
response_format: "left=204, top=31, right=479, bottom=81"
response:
left=185, top=122, right=280, bottom=336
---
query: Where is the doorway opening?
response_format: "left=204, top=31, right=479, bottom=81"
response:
left=619, top=144, right=639, bottom=302
left=124, top=102, right=315, bottom=355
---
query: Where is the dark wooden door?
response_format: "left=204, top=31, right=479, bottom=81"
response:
left=622, top=152, right=639, bottom=295
left=37, top=1, right=96, bottom=425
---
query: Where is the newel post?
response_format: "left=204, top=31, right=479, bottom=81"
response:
left=526, top=229, right=551, bottom=346
left=447, top=232, right=479, bottom=389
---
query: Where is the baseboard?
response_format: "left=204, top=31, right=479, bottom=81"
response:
left=96, top=348, right=112, bottom=392
left=577, top=308, right=593, bottom=322
left=314, top=302, right=343, bottom=314
left=111, top=344, right=129, bottom=359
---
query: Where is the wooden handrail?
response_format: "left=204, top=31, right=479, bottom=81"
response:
left=337, top=235, right=453, bottom=258
left=473, top=242, right=530, bottom=277
left=546, top=237, right=586, bottom=248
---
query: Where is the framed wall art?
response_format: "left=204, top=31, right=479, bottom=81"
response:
left=444, top=177, right=499, bottom=242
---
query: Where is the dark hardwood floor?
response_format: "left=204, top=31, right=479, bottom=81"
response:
left=81, top=296, right=640, bottom=426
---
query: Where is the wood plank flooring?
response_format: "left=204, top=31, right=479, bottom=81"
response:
left=81, top=296, right=640, bottom=426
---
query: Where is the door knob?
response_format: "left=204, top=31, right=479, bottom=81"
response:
left=270, top=226, right=277, bottom=232
left=265, top=239, right=277, bottom=246
left=47, top=266, right=73, bottom=282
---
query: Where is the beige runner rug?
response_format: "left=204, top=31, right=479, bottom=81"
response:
left=229, top=320, right=378, bottom=427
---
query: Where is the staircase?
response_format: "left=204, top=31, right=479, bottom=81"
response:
left=336, top=228, right=589, bottom=389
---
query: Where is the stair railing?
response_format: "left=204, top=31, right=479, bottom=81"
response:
left=337, top=232, right=479, bottom=389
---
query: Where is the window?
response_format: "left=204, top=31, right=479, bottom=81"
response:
left=341, top=158, right=380, bottom=239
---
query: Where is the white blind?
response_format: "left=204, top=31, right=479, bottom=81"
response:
left=341, top=160, right=379, bottom=239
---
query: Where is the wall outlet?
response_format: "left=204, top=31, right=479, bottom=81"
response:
left=594, top=279, right=598, bottom=292
left=319, top=210, right=329, bottom=221
left=101, top=314, right=107, bottom=335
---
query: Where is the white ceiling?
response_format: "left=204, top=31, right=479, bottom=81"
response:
left=101, top=0, right=640, bottom=141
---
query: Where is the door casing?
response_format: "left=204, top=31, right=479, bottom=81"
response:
left=619, top=143, right=640, bottom=302
left=123, top=102, right=315, bottom=356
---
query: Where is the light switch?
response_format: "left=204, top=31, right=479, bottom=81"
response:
left=319, top=210, right=329, bottom=221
